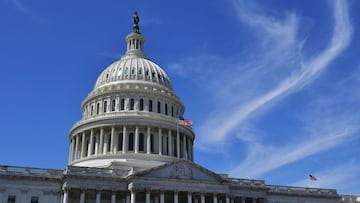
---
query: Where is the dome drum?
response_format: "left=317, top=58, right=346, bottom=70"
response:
left=68, top=123, right=195, bottom=169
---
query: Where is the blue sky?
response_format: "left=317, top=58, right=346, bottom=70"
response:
left=1, top=0, right=359, bottom=195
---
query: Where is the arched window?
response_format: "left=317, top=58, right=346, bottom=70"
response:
left=111, top=99, right=116, bottom=111
left=96, top=103, right=100, bottom=115
left=103, top=100, right=107, bottom=113
left=139, top=133, right=144, bottom=151
left=120, top=98, right=125, bottom=110
left=165, top=104, right=168, bottom=115
left=149, top=100, right=153, bottom=112
left=139, top=99, right=144, bottom=111
left=130, top=98, right=135, bottom=110
left=128, top=133, right=134, bottom=151
left=157, top=101, right=161, bottom=113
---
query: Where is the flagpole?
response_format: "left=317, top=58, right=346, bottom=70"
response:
left=307, top=174, right=310, bottom=188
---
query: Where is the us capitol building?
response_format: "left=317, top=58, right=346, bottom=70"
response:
left=1, top=13, right=359, bottom=203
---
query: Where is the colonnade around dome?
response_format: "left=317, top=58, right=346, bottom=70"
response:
left=69, top=124, right=194, bottom=167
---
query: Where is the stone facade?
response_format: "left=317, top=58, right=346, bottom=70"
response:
left=1, top=13, right=359, bottom=203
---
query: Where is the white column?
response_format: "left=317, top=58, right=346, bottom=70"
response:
left=183, top=135, right=187, bottom=159
left=174, top=191, right=178, bottom=203
left=135, top=126, right=139, bottom=153
left=75, top=134, right=80, bottom=160
left=68, top=138, right=74, bottom=162
left=110, top=126, right=115, bottom=154
left=158, top=128, right=162, bottom=155
left=176, top=130, right=180, bottom=158
left=62, top=190, right=69, bottom=203
left=213, top=194, right=218, bottom=203
left=96, top=191, right=101, bottom=203
left=187, top=137, right=191, bottom=160
left=191, top=139, right=194, bottom=161
left=94, top=132, right=99, bottom=155
left=80, top=190, right=85, bottom=203
left=200, top=193, right=205, bottom=203
left=103, top=131, right=108, bottom=154
left=88, top=129, right=94, bottom=156
left=111, top=191, right=116, bottom=203
left=226, top=195, right=230, bottom=203
left=146, top=127, right=151, bottom=154
left=187, top=192, right=192, bottom=203
left=114, top=128, right=119, bottom=153
left=81, top=132, right=86, bottom=158
left=123, top=126, right=128, bottom=153
left=160, top=191, right=164, bottom=203
left=168, top=130, right=172, bottom=156
left=146, top=190, right=150, bottom=203
left=131, top=190, right=136, bottom=203
left=99, top=127, right=104, bottom=155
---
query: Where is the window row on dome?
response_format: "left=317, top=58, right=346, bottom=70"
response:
left=83, top=96, right=182, bottom=119
left=100, top=66, right=172, bottom=89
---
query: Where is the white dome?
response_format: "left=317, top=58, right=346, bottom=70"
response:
left=94, top=56, right=173, bottom=90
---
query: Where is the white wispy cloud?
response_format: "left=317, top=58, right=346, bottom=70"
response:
left=196, top=0, right=352, bottom=148
left=229, top=61, right=360, bottom=180
left=229, top=125, right=358, bottom=178
left=167, top=0, right=356, bottom=184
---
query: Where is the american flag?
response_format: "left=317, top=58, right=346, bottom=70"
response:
left=309, top=174, right=317, bottom=181
left=178, top=116, right=193, bottom=126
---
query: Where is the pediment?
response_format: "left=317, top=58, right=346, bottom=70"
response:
left=134, top=160, right=226, bottom=183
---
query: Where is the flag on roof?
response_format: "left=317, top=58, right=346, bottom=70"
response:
left=309, top=174, right=317, bottom=181
left=178, top=116, right=193, bottom=126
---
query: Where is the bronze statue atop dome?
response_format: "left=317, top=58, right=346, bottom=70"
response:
left=133, top=11, right=140, bottom=33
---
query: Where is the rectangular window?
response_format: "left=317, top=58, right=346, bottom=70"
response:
left=128, top=133, right=134, bottom=151
left=120, top=99, right=125, bottom=110
left=157, top=101, right=161, bottom=113
left=139, top=133, right=144, bottom=151
left=165, top=104, right=168, bottom=115
left=139, top=99, right=144, bottom=111
left=149, top=100, right=153, bottom=112
left=7, top=195, right=16, bottom=203
left=111, top=99, right=116, bottom=111
left=31, top=196, right=39, bottom=203
left=130, top=98, right=135, bottom=110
